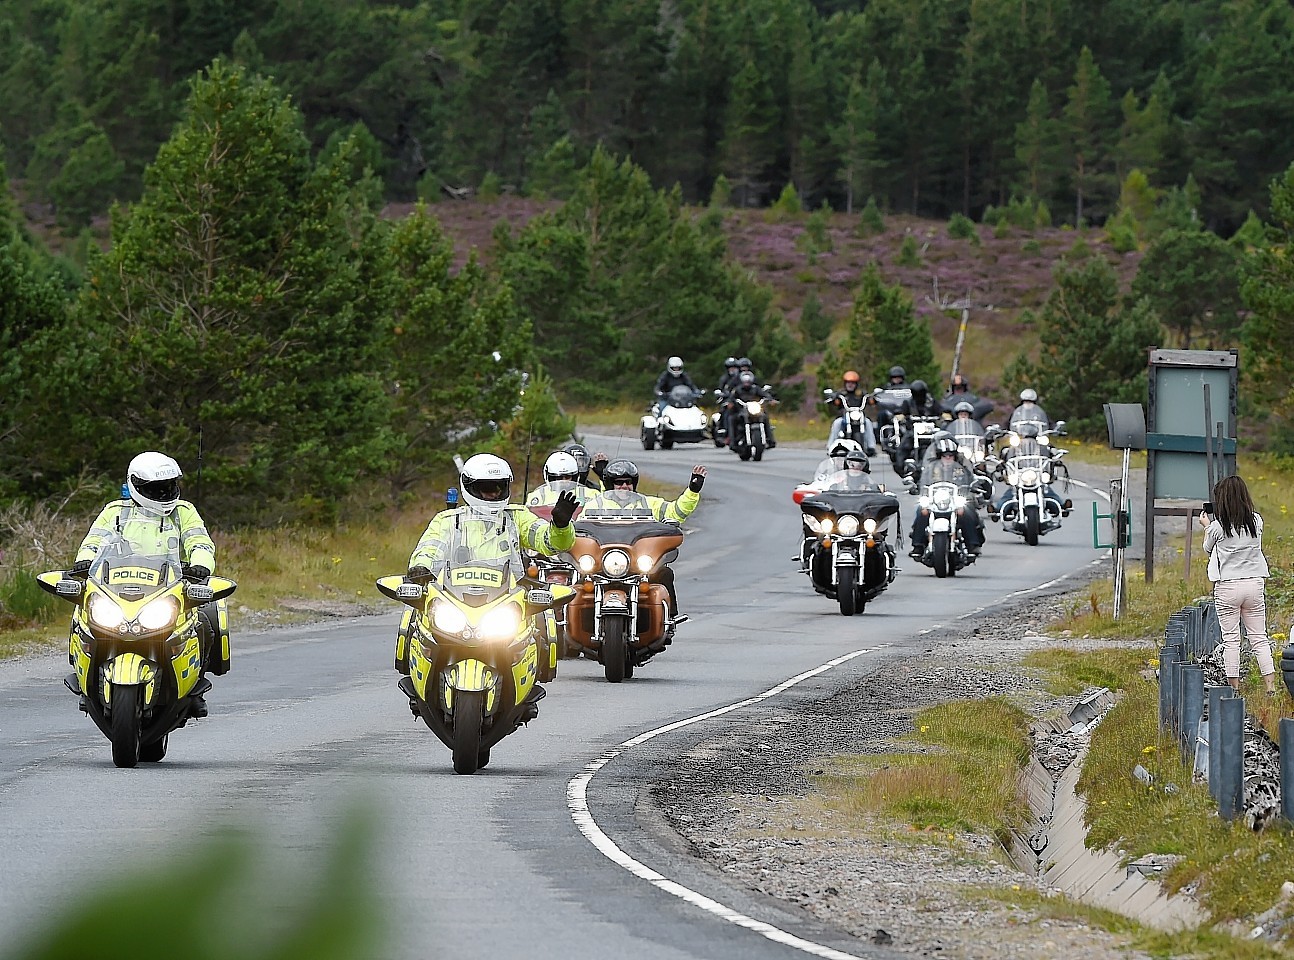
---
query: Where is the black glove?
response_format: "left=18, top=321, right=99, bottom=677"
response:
left=550, top=490, right=578, bottom=528
left=688, top=471, right=705, bottom=492
left=405, top=564, right=432, bottom=583
left=67, top=559, right=92, bottom=579
left=182, top=564, right=211, bottom=582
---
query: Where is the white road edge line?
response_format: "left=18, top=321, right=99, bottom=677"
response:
left=567, top=548, right=1107, bottom=958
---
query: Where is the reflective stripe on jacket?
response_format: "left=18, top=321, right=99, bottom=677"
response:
left=75, top=500, right=216, bottom=569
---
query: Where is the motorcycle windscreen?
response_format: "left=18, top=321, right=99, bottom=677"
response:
left=526, top=479, right=586, bottom=521
left=90, top=532, right=182, bottom=598
left=432, top=514, right=526, bottom=603
left=667, top=384, right=697, bottom=408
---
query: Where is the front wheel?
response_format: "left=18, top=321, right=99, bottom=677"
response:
left=109, top=685, right=142, bottom=768
left=602, top=617, right=629, bottom=683
left=932, top=531, right=951, bottom=578
left=451, top=690, right=485, bottom=774
left=1024, top=504, right=1040, bottom=546
left=837, top=567, right=857, bottom=616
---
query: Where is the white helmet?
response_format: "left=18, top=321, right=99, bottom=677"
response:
left=543, top=451, right=579, bottom=483
left=668, top=355, right=684, bottom=373
left=126, top=452, right=183, bottom=516
left=1019, top=388, right=1038, bottom=403
left=827, top=438, right=864, bottom=457
left=460, top=453, right=513, bottom=515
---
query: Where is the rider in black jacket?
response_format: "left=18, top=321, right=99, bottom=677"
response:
left=654, top=356, right=699, bottom=414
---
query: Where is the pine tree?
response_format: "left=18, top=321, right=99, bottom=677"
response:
left=1062, top=47, right=1115, bottom=225
left=719, top=59, right=778, bottom=207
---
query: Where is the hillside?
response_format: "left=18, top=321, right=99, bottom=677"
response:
left=404, top=197, right=1143, bottom=412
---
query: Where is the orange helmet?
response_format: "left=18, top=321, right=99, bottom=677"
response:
left=843, top=370, right=860, bottom=383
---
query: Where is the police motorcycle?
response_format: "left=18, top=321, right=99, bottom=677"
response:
left=37, top=533, right=236, bottom=768
left=727, top=386, right=777, bottom=462
left=985, top=420, right=1070, bottom=546
left=564, top=509, right=683, bottom=682
left=378, top=518, right=575, bottom=774
left=642, top=384, right=708, bottom=450
left=792, top=455, right=900, bottom=616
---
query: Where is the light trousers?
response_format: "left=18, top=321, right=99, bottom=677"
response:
left=1213, top=577, right=1276, bottom=679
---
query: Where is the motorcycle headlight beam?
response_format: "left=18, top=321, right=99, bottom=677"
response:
left=577, top=555, right=596, bottom=574
left=89, top=593, right=127, bottom=630
left=1021, top=469, right=1039, bottom=486
left=862, top=518, right=878, bottom=534
left=478, top=602, right=522, bottom=641
left=432, top=599, right=470, bottom=634
left=137, top=596, right=179, bottom=632
left=836, top=516, right=859, bottom=537
left=602, top=550, right=630, bottom=577
left=635, top=555, right=655, bottom=573
left=745, top=401, right=763, bottom=415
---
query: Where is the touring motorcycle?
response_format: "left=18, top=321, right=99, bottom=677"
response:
left=564, top=509, right=683, bottom=681
left=986, top=421, right=1070, bottom=545
left=822, top=391, right=874, bottom=450
left=793, top=458, right=900, bottom=615
left=38, top=533, right=236, bottom=768
left=379, top=520, right=574, bottom=774
left=642, top=385, right=708, bottom=450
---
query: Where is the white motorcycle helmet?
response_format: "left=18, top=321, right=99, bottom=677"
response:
left=668, top=355, right=684, bottom=374
left=460, top=453, right=513, bottom=515
left=827, top=438, right=864, bottom=457
left=126, top=452, right=184, bottom=516
left=543, top=451, right=579, bottom=483
left=1019, top=388, right=1038, bottom=403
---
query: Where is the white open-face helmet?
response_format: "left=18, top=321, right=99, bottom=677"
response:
left=1019, top=388, right=1038, bottom=403
left=668, top=355, right=684, bottom=374
left=127, top=451, right=183, bottom=516
left=543, top=451, right=579, bottom=483
left=460, top=453, right=513, bottom=515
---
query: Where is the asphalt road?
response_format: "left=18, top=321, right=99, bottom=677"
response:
left=0, top=432, right=1113, bottom=960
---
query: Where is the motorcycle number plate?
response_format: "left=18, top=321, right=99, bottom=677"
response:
left=397, top=583, right=425, bottom=599
left=526, top=589, right=554, bottom=605
left=1022, top=492, right=1039, bottom=507
left=930, top=517, right=952, bottom=532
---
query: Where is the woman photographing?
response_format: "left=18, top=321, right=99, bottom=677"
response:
left=1200, top=475, right=1279, bottom=695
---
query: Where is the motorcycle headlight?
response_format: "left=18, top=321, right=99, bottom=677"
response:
left=932, top=490, right=955, bottom=511
left=577, top=555, right=596, bottom=574
left=745, top=400, right=763, bottom=415
left=837, top=516, right=859, bottom=536
left=137, top=596, right=179, bottom=632
left=636, top=554, right=655, bottom=573
left=919, top=496, right=932, bottom=509
left=953, top=495, right=967, bottom=510
left=863, top=518, right=878, bottom=534
left=1039, top=434, right=1050, bottom=446
left=1021, top=469, right=1039, bottom=485
left=89, top=593, right=126, bottom=630
left=432, top=599, right=469, bottom=634
left=819, top=518, right=834, bottom=535
left=479, top=602, right=522, bottom=641
left=1010, top=434, right=1021, bottom=447
left=602, top=550, right=630, bottom=577
left=1042, top=472, right=1051, bottom=483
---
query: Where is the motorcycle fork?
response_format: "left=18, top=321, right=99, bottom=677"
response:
left=832, top=538, right=860, bottom=586
left=593, top=580, right=640, bottom=645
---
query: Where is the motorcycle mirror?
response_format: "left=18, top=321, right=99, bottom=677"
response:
left=1054, top=420, right=1067, bottom=434
left=56, top=579, right=84, bottom=597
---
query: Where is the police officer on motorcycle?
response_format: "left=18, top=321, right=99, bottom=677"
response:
left=908, top=438, right=985, bottom=558
left=71, top=452, right=223, bottom=715
left=825, top=370, right=878, bottom=455
left=584, top=459, right=706, bottom=626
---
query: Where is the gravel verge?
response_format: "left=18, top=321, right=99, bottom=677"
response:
left=651, top=593, right=1159, bottom=959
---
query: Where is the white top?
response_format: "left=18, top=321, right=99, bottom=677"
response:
left=1202, top=513, right=1269, bottom=582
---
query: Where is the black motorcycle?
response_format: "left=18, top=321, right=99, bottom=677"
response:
left=798, top=489, right=901, bottom=615
left=728, top=391, right=776, bottom=461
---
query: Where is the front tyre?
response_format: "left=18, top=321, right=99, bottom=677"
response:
left=837, top=567, right=857, bottom=616
left=602, top=617, right=629, bottom=683
left=932, top=531, right=951, bottom=578
left=109, top=685, right=142, bottom=768
left=1024, top=504, right=1040, bottom=546
left=451, top=690, right=485, bottom=774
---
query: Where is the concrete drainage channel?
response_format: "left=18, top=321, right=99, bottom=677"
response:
left=1007, top=687, right=1206, bottom=931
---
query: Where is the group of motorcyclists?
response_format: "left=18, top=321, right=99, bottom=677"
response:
left=53, top=352, right=1071, bottom=767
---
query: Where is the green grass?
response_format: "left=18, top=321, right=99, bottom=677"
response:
left=818, top=699, right=1033, bottom=845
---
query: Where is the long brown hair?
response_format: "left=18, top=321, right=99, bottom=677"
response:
left=1213, top=475, right=1259, bottom=538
